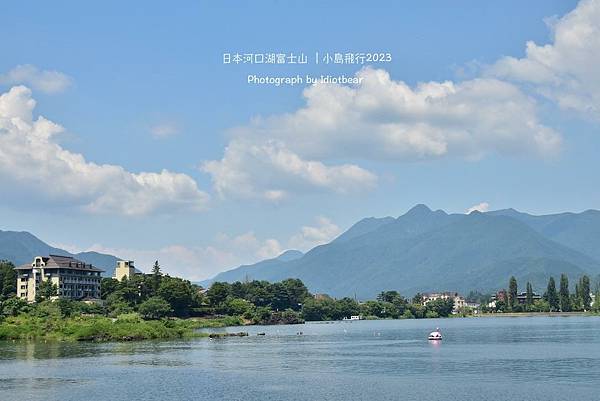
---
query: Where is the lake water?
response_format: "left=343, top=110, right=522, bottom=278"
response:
left=1, top=316, right=600, bottom=401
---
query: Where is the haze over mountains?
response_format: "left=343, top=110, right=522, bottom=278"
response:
left=0, top=230, right=119, bottom=276
left=3, top=204, right=600, bottom=298
left=204, top=205, right=600, bottom=298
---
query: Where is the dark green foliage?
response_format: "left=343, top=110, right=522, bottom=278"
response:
left=559, top=274, right=571, bottom=312
left=412, top=293, right=423, bottom=305
left=138, top=296, right=173, bottom=319
left=465, top=291, right=491, bottom=305
left=206, top=279, right=310, bottom=312
left=157, top=277, right=195, bottom=317
left=545, top=277, right=559, bottom=311
left=221, top=297, right=254, bottom=316
left=508, top=276, right=518, bottom=311
left=301, top=297, right=337, bottom=321
left=255, top=309, right=304, bottom=325
left=36, top=280, right=58, bottom=302
left=206, top=282, right=230, bottom=306
left=100, top=278, right=120, bottom=299
left=0, top=297, right=29, bottom=317
left=151, top=260, right=162, bottom=292
left=0, top=261, right=17, bottom=299
left=100, top=270, right=201, bottom=319
left=425, top=298, right=455, bottom=317
left=579, top=275, right=592, bottom=310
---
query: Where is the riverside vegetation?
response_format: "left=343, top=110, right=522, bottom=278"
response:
left=2, top=260, right=600, bottom=342
left=0, top=260, right=456, bottom=342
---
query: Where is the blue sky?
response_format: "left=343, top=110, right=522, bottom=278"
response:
left=2, top=0, right=599, bottom=279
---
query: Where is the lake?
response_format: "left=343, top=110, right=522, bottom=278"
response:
left=1, top=316, right=599, bottom=401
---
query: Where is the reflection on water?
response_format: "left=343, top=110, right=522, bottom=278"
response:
left=1, top=316, right=600, bottom=401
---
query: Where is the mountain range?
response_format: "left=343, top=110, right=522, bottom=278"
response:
left=3, top=204, right=600, bottom=298
left=0, top=229, right=120, bottom=276
left=203, top=205, right=600, bottom=298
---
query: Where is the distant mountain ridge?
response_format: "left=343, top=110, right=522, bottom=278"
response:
left=0, top=229, right=120, bottom=277
left=205, top=205, right=600, bottom=298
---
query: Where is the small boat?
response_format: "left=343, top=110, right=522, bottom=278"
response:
left=342, top=315, right=361, bottom=321
left=428, top=328, right=442, bottom=341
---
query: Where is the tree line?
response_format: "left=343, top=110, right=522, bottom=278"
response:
left=489, top=274, right=599, bottom=313
left=205, top=283, right=456, bottom=321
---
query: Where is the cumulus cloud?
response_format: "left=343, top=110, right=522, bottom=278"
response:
left=466, top=202, right=490, bottom=214
left=0, top=86, right=209, bottom=215
left=204, top=67, right=560, bottom=200
left=0, top=65, right=72, bottom=94
left=202, top=139, right=377, bottom=201
left=288, top=217, right=342, bottom=250
left=489, top=0, right=600, bottom=119
left=69, top=216, right=341, bottom=280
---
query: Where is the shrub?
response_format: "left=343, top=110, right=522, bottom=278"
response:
left=138, top=296, right=173, bottom=320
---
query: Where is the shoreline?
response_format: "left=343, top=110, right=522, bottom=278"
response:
left=474, top=311, right=595, bottom=318
left=3, top=312, right=598, bottom=344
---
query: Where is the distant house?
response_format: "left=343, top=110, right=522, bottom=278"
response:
left=516, top=291, right=542, bottom=305
left=15, top=255, right=103, bottom=302
left=421, top=292, right=465, bottom=312
left=489, top=290, right=541, bottom=308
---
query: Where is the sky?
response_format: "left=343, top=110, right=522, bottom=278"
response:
left=1, top=0, right=599, bottom=280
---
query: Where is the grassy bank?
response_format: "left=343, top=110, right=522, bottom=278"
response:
left=0, top=314, right=243, bottom=342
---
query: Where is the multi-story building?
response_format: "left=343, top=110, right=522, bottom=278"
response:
left=15, top=255, right=104, bottom=302
left=421, top=292, right=466, bottom=312
left=113, top=260, right=140, bottom=281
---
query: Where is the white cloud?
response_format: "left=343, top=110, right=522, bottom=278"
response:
left=288, top=217, right=342, bottom=250
left=489, top=0, right=600, bottom=119
left=69, top=216, right=341, bottom=281
left=0, top=85, right=209, bottom=215
left=202, top=139, right=377, bottom=201
left=466, top=202, right=490, bottom=214
left=150, top=122, right=179, bottom=138
left=81, top=243, right=240, bottom=281
left=204, top=67, right=560, bottom=200
left=0, top=65, right=72, bottom=94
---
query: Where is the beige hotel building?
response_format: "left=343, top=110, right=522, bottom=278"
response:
left=15, top=255, right=104, bottom=302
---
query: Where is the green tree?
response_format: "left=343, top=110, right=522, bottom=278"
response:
left=157, top=277, right=195, bottom=317
left=412, top=293, right=423, bottom=305
left=281, top=278, right=310, bottom=310
left=532, top=299, right=550, bottom=312
left=301, top=297, right=336, bottom=321
left=138, top=296, right=173, bottom=319
left=426, top=298, right=454, bottom=317
left=545, top=277, right=559, bottom=311
left=580, top=275, right=592, bottom=310
left=36, top=280, right=58, bottom=302
left=508, top=276, right=518, bottom=311
left=525, top=282, right=534, bottom=310
left=378, top=290, right=400, bottom=303
left=223, top=297, right=254, bottom=316
left=151, top=260, right=162, bottom=293
left=207, top=282, right=231, bottom=307
left=0, top=297, right=28, bottom=316
left=334, top=297, right=361, bottom=319
left=0, top=261, right=17, bottom=299
left=559, top=274, right=571, bottom=312
left=593, top=289, right=600, bottom=312
left=100, top=278, right=120, bottom=299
